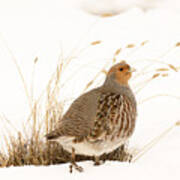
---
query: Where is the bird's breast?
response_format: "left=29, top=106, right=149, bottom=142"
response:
left=89, top=92, right=137, bottom=141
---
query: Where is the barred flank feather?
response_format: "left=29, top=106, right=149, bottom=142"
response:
left=89, top=93, right=136, bottom=141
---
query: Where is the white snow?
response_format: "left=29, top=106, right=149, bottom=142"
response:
left=0, top=0, right=180, bottom=179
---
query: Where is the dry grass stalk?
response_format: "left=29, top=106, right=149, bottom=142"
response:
left=0, top=36, right=32, bottom=110
left=132, top=123, right=176, bottom=163
left=83, top=61, right=110, bottom=92
left=134, top=78, right=154, bottom=94
left=138, top=94, right=180, bottom=105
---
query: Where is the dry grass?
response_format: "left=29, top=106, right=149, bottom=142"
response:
left=0, top=40, right=180, bottom=168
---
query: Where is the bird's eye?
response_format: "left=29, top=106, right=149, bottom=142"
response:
left=119, top=68, right=124, bottom=71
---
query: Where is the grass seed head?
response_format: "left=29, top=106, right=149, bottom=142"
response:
left=91, top=40, right=101, bottom=46
left=176, top=121, right=180, bottom=126
left=113, top=57, right=116, bottom=63
left=114, top=48, right=121, bottom=56
left=34, top=57, right=38, bottom=64
left=161, top=73, right=169, bottom=77
left=152, top=73, right=160, bottom=79
left=175, top=42, right=180, bottom=47
left=101, top=13, right=115, bottom=17
left=101, top=69, right=107, bottom=75
left=126, top=44, right=135, bottom=48
left=141, top=40, right=149, bottom=46
left=168, top=64, right=178, bottom=72
left=156, top=68, right=169, bottom=72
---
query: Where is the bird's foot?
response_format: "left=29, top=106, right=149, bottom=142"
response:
left=93, top=156, right=105, bottom=166
left=69, top=147, right=84, bottom=173
left=93, top=160, right=105, bottom=166
left=69, top=162, right=83, bottom=173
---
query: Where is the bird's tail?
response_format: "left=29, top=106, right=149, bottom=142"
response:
left=45, top=130, right=60, bottom=140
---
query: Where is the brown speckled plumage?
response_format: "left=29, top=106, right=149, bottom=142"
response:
left=88, top=92, right=136, bottom=141
left=46, top=61, right=137, bottom=171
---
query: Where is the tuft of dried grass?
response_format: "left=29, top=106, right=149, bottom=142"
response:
left=0, top=47, right=130, bottom=168
left=0, top=40, right=180, bottom=168
left=0, top=136, right=130, bottom=167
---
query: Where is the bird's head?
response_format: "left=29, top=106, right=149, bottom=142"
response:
left=107, top=61, right=135, bottom=86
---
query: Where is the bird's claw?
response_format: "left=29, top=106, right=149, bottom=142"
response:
left=93, top=160, right=105, bottom=166
left=69, top=163, right=83, bottom=173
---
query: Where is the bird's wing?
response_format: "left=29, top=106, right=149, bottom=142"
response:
left=46, top=91, right=137, bottom=141
left=46, top=88, right=100, bottom=140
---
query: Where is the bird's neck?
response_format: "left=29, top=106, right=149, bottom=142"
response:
left=103, top=76, right=129, bottom=91
left=103, top=77, right=136, bottom=106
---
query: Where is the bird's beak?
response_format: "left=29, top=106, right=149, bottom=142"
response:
left=129, top=67, right=136, bottom=73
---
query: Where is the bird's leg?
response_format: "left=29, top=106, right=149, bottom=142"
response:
left=93, top=156, right=104, bottom=166
left=69, top=148, right=83, bottom=173
left=94, top=156, right=100, bottom=166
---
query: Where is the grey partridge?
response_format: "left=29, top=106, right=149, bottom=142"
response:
left=46, top=61, right=137, bottom=172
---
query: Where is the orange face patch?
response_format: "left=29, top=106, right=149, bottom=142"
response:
left=107, top=62, right=132, bottom=85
